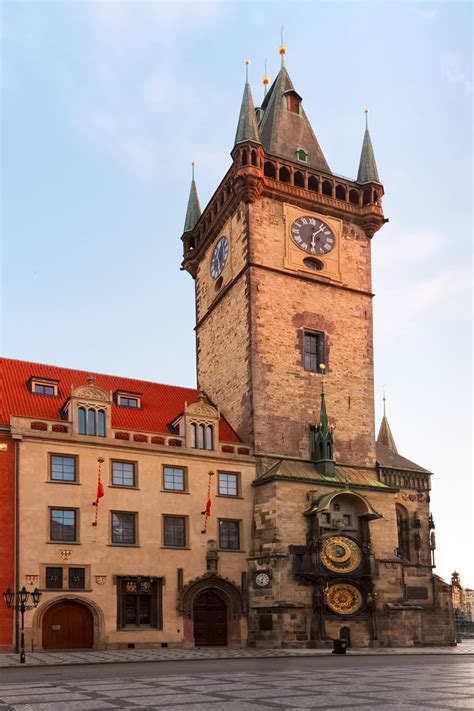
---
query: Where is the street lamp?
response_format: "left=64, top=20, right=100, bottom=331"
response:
left=3, top=586, right=42, bottom=663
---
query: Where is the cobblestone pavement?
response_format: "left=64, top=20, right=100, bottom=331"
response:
left=0, top=656, right=472, bottom=710
left=0, top=640, right=473, bottom=668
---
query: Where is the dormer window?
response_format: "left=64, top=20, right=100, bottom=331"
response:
left=191, top=423, right=214, bottom=451
left=78, top=407, right=106, bottom=437
left=284, top=91, right=301, bottom=115
left=116, top=392, right=141, bottom=409
left=296, top=148, right=308, bottom=163
left=30, top=378, right=58, bottom=397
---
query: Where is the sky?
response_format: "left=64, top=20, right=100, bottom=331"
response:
left=1, top=1, right=472, bottom=586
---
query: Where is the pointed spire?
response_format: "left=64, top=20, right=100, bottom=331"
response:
left=234, top=60, right=261, bottom=146
left=279, top=26, right=287, bottom=68
left=262, top=59, right=270, bottom=98
left=357, top=109, right=380, bottom=183
left=183, top=161, right=201, bottom=233
left=311, top=366, right=335, bottom=475
left=259, top=65, right=330, bottom=172
left=377, top=389, right=398, bottom=452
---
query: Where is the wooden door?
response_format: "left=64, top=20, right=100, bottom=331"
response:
left=42, top=601, right=93, bottom=650
left=193, top=590, right=227, bottom=646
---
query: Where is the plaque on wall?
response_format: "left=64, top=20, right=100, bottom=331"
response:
left=406, top=586, right=428, bottom=600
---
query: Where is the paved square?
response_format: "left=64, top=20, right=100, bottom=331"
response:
left=0, top=656, right=472, bottom=710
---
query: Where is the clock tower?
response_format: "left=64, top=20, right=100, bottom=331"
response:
left=182, top=57, right=385, bottom=472
left=181, top=52, right=454, bottom=649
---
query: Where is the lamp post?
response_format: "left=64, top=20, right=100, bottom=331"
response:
left=2, top=586, right=42, bottom=663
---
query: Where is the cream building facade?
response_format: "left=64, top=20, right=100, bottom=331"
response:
left=4, top=367, right=255, bottom=651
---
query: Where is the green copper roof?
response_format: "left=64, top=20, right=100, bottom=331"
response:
left=234, top=80, right=261, bottom=145
left=306, top=490, right=383, bottom=519
left=258, top=67, right=331, bottom=172
left=183, top=177, right=201, bottom=233
left=357, top=125, right=380, bottom=183
left=254, top=458, right=391, bottom=491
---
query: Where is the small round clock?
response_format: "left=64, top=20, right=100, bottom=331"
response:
left=255, top=572, right=270, bottom=588
left=210, top=236, right=229, bottom=279
left=290, top=216, right=335, bottom=256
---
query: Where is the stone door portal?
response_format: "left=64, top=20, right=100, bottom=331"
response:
left=42, top=600, right=94, bottom=650
left=193, top=590, right=227, bottom=646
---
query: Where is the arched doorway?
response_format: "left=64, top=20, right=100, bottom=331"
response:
left=193, top=590, right=227, bottom=646
left=42, top=600, right=93, bottom=650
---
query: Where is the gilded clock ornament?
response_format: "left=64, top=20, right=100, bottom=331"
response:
left=325, top=583, right=363, bottom=615
left=210, top=236, right=229, bottom=279
left=290, top=216, right=335, bottom=255
left=320, top=536, right=362, bottom=573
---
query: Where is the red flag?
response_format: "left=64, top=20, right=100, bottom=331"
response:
left=95, top=478, right=104, bottom=505
left=205, top=495, right=211, bottom=517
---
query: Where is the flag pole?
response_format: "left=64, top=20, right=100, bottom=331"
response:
left=201, top=471, right=214, bottom=533
left=92, top=457, right=105, bottom=526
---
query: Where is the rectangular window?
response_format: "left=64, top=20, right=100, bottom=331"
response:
left=45, top=566, right=63, bottom=589
left=218, top=472, right=239, bottom=497
left=116, top=392, right=141, bottom=408
left=219, top=519, right=240, bottom=550
left=50, top=508, right=77, bottom=542
left=117, top=577, right=163, bottom=629
left=68, top=567, right=86, bottom=590
left=163, top=466, right=185, bottom=492
left=111, top=512, right=137, bottom=545
left=50, top=455, right=77, bottom=482
left=44, top=565, right=88, bottom=590
left=343, top=514, right=352, bottom=526
left=112, top=461, right=136, bottom=487
left=163, top=515, right=186, bottom=548
left=321, top=512, right=331, bottom=524
left=303, top=331, right=326, bottom=373
left=30, top=379, right=58, bottom=396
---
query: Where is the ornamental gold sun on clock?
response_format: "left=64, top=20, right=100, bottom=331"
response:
left=320, top=536, right=362, bottom=573
left=290, top=216, right=335, bottom=255
left=326, top=583, right=363, bottom=615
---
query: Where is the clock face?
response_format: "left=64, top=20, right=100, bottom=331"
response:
left=210, top=236, right=229, bottom=279
left=320, top=536, right=362, bottom=573
left=290, top=216, right=335, bottom=255
left=325, top=583, right=363, bottom=616
left=255, top=572, right=270, bottom=588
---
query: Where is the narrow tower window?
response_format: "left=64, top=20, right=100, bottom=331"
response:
left=303, top=331, right=326, bottom=373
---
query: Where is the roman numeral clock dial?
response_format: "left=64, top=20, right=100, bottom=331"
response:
left=290, top=216, right=335, bottom=256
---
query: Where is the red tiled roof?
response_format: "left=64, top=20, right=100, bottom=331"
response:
left=0, top=358, right=240, bottom=443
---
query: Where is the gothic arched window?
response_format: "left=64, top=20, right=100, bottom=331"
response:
left=396, top=505, right=410, bottom=560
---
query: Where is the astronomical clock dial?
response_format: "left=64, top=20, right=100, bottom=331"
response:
left=210, top=236, right=229, bottom=279
left=325, top=583, right=363, bottom=616
left=255, top=572, right=271, bottom=588
left=290, top=216, right=335, bottom=255
left=320, top=536, right=362, bottom=573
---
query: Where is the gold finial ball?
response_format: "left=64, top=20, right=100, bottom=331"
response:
left=279, top=45, right=287, bottom=55
left=245, top=59, right=251, bottom=65
left=319, top=363, right=326, bottom=371
left=263, top=75, right=270, bottom=85
left=364, top=108, right=369, bottom=113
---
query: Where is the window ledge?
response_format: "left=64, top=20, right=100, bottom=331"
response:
left=160, top=490, right=190, bottom=495
left=47, top=541, right=81, bottom=545
left=108, top=543, right=140, bottom=548
left=117, top=627, right=162, bottom=631
left=46, top=480, right=81, bottom=485
left=108, top=485, right=140, bottom=490
left=42, top=589, right=92, bottom=593
left=160, top=546, right=190, bottom=551
left=218, top=549, right=246, bottom=553
left=216, top=494, right=243, bottom=499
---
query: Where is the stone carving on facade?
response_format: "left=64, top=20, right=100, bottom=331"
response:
left=25, top=575, right=39, bottom=586
left=206, top=540, right=219, bottom=573
left=60, top=550, right=72, bottom=560
left=73, top=385, right=111, bottom=403
left=95, top=576, right=107, bottom=586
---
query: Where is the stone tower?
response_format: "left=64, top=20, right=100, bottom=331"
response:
left=182, top=60, right=385, bottom=472
left=181, top=54, right=455, bottom=648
